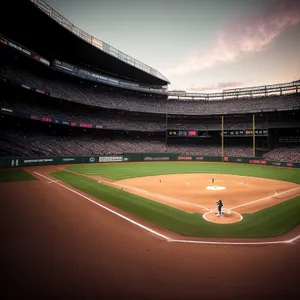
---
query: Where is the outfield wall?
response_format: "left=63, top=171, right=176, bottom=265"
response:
left=0, top=155, right=124, bottom=168
left=1, top=153, right=299, bottom=169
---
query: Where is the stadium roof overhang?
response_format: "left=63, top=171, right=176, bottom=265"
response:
left=0, top=0, right=169, bottom=86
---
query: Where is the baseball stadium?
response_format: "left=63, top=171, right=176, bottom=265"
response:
left=1, top=1, right=300, bottom=299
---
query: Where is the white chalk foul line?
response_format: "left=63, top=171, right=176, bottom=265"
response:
left=34, top=172, right=171, bottom=241
left=167, top=235, right=300, bottom=245
left=229, top=186, right=300, bottom=211
left=46, top=168, right=300, bottom=246
left=59, top=168, right=210, bottom=212
left=118, top=183, right=210, bottom=212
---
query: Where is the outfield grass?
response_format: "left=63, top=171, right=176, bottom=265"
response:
left=67, top=162, right=300, bottom=184
left=0, top=169, right=37, bottom=183
left=51, top=169, right=300, bottom=238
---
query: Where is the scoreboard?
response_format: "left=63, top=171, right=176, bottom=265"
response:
left=168, top=130, right=210, bottom=137
left=168, top=129, right=268, bottom=138
left=223, top=129, right=268, bottom=136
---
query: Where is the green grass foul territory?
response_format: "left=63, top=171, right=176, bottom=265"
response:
left=0, top=169, right=37, bottom=183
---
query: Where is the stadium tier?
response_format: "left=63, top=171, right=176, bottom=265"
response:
left=1, top=63, right=299, bottom=115
left=0, top=1, right=299, bottom=163
left=1, top=124, right=300, bottom=161
left=0, top=46, right=299, bottom=116
left=2, top=83, right=299, bottom=132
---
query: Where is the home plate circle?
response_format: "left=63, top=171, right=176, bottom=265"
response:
left=206, top=186, right=226, bottom=191
left=203, top=210, right=243, bottom=224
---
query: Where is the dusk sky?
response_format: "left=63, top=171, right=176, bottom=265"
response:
left=44, top=0, right=300, bottom=92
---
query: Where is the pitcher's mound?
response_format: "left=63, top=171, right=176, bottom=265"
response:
left=203, top=210, right=243, bottom=224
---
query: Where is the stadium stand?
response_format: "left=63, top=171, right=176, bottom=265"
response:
left=263, top=147, right=300, bottom=162
left=0, top=129, right=254, bottom=157
left=1, top=57, right=299, bottom=116
left=2, top=126, right=299, bottom=161
left=0, top=97, right=281, bottom=131
left=0, top=12, right=299, bottom=163
left=1, top=83, right=299, bottom=131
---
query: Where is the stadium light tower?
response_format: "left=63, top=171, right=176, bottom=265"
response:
left=165, top=97, right=168, bottom=151
left=253, top=114, right=256, bottom=157
left=221, top=116, right=224, bottom=161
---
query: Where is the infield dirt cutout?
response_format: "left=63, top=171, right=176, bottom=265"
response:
left=93, top=173, right=300, bottom=224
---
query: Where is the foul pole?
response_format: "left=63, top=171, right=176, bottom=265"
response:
left=165, top=98, right=168, bottom=151
left=253, top=114, right=255, bottom=157
left=221, top=116, right=224, bottom=161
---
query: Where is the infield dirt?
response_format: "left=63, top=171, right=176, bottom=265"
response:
left=110, top=174, right=300, bottom=223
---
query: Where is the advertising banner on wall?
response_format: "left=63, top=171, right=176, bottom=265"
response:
left=249, top=159, right=267, bottom=165
left=195, top=156, right=204, bottom=161
left=61, top=157, right=76, bottom=162
left=98, top=156, right=123, bottom=162
left=143, top=156, right=170, bottom=161
left=22, top=158, right=54, bottom=165
left=178, top=156, right=192, bottom=161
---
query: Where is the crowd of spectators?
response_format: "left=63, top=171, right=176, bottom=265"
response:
left=1, top=53, right=299, bottom=162
left=167, top=143, right=253, bottom=156
left=0, top=130, right=166, bottom=156
left=263, top=147, right=300, bottom=162
left=1, top=62, right=299, bottom=116
left=1, top=97, right=298, bottom=131
left=2, top=129, right=299, bottom=161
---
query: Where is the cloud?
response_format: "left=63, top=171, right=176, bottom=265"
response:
left=165, top=0, right=300, bottom=76
left=188, top=81, right=244, bottom=92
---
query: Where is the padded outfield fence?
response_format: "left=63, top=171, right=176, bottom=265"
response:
left=1, top=153, right=299, bottom=169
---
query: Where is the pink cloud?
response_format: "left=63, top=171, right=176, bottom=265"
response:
left=189, top=81, right=244, bottom=92
left=165, top=0, right=300, bottom=76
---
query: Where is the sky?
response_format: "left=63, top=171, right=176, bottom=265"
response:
left=44, top=0, right=300, bottom=92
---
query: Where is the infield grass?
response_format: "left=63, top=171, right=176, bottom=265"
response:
left=51, top=164, right=300, bottom=238
left=0, top=169, right=37, bottom=183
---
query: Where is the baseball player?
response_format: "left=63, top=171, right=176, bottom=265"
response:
left=212, top=177, right=215, bottom=184
left=216, top=200, right=223, bottom=217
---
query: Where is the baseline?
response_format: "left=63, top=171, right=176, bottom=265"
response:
left=59, top=168, right=210, bottom=212
left=229, top=186, right=300, bottom=211
left=34, top=172, right=171, bottom=241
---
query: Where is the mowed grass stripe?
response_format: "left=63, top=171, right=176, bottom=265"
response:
left=67, top=162, right=300, bottom=184
left=0, top=169, right=37, bottom=182
left=51, top=171, right=300, bottom=238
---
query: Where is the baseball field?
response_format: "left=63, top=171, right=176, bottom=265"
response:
left=2, top=161, right=300, bottom=299
left=6, top=161, right=298, bottom=239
